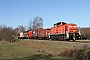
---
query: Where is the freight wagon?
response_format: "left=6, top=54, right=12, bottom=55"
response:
left=27, top=28, right=51, bottom=40
left=17, top=31, right=28, bottom=39
left=37, top=28, right=51, bottom=39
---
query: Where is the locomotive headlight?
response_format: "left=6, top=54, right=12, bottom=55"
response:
left=33, top=31, right=35, bottom=33
left=74, top=26, right=77, bottom=28
left=69, top=26, right=72, bottom=28
left=73, top=30, right=76, bottom=32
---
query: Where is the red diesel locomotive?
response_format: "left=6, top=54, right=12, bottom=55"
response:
left=17, top=22, right=81, bottom=41
left=50, top=22, right=81, bottom=41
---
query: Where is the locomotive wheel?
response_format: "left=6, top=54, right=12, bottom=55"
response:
left=58, top=36, right=61, bottom=41
left=58, top=35, right=64, bottom=41
left=66, top=39, right=70, bottom=41
left=73, top=38, right=75, bottom=41
left=51, top=36, right=54, bottom=40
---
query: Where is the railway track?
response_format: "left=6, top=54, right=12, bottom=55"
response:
left=22, top=39, right=90, bottom=44
left=47, top=39, right=90, bottom=43
left=70, top=40, right=90, bottom=43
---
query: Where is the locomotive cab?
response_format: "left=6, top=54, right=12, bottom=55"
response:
left=66, top=24, right=81, bottom=40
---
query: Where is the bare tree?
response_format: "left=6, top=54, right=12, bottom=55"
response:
left=28, top=16, right=43, bottom=30
left=28, top=20, right=32, bottom=30
left=32, top=16, right=43, bottom=30
left=14, top=25, right=26, bottom=34
left=14, top=27, right=19, bottom=34
left=0, top=24, right=15, bottom=42
left=80, top=27, right=90, bottom=39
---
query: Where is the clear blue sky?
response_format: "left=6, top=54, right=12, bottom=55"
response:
left=0, top=0, right=90, bottom=29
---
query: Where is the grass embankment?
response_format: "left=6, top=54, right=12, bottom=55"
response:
left=0, top=40, right=90, bottom=60
left=0, top=41, right=68, bottom=60
left=16, top=40, right=90, bottom=60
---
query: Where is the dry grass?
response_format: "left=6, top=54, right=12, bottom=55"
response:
left=16, top=40, right=73, bottom=55
left=0, top=39, right=90, bottom=60
left=16, top=39, right=90, bottom=60
left=0, top=41, right=68, bottom=60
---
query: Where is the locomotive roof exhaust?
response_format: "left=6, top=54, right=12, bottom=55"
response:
left=54, top=22, right=67, bottom=26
